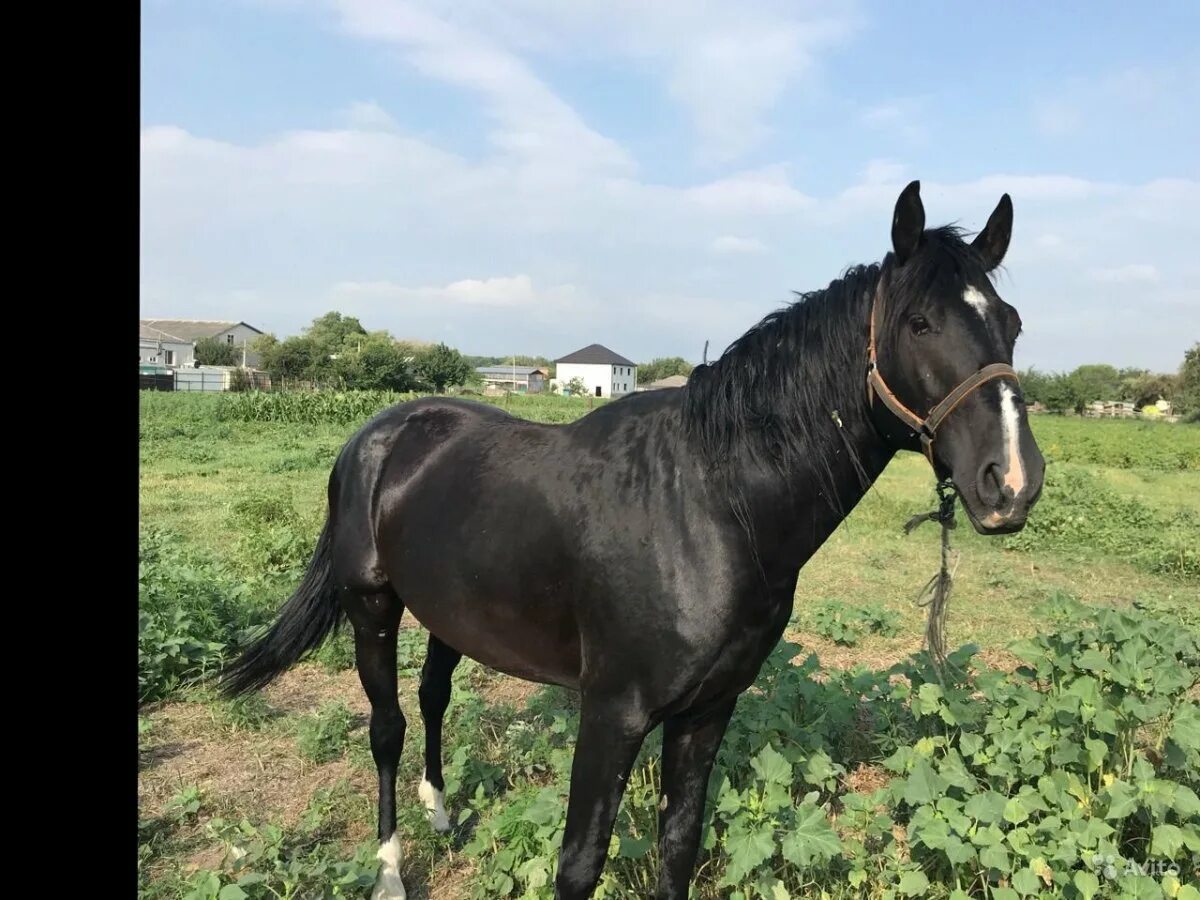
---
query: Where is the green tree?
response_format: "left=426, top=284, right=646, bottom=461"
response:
left=306, top=312, right=367, bottom=348
left=194, top=336, right=239, bottom=366
left=637, top=356, right=693, bottom=385
left=563, top=376, right=588, bottom=397
left=1117, top=367, right=1150, bottom=401
left=255, top=333, right=318, bottom=382
left=1069, top=364, right=1122, bottom=404
left=333, top=331, right=417, bottom=391
left=305, top=313, right=368, bottom=382
left=1177, top=342, right=1200, bottom=421
left=1129, top=372, right=1177, bottom=409
left=1017, top=367, right=1053, bottom=406
left=1042, top=372, right=1083, bottom=414
left=414, top=342, right=472, bottom=393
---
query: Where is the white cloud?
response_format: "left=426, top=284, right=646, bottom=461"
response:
left=861, top=159, right=908, bottom=185
left=324, top=0, right=861, bottom=164
left=342, top=100, right=400, bottom=131
left=683, top=165, right=812, bottom=214
left=1087, top=264, right=1161, bottom=284
left=1033, top=65, right=1198, bottom=139
left=1032, top=100, right=1084, bottom=138
left=330, top=0, right=632, bottom=175
left=331, top=274, right=581, bottom=308
left=141, top=112, right=1200, bottom=370
left=860, top=98, right=927, bottom=145
left=711, top=235, right=768, bottom=255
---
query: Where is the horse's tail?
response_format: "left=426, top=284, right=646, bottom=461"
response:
left=218, top=517, right=343, bottom=697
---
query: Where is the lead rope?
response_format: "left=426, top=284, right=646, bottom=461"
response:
left=903, top=479, right=960, bottom=682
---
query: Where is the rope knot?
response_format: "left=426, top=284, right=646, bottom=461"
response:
left=904, top=479, right=961, bottom=682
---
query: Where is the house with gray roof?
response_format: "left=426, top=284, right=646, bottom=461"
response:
left=554, top=344, right=638, bottom=398
left=138, top=319, right=265, bottom=368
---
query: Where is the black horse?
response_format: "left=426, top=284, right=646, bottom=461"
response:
left=221, top=181, right=1045, bottom=900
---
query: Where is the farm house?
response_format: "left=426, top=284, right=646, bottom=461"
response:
left=475, top=365, right=548, bottom=394
left=554, top=344, right=638, bottom=398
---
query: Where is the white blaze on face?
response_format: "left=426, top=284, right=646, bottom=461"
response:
left=998, top=383, right=1027, bottom=500
left=963, top=285, right=990, bottom=321
left=372, top=833, right=407, bottom=900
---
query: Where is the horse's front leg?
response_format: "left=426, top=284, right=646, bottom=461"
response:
left=654, top=697, right=737, bottom=899
left=554, top=693, right=653, bottom=900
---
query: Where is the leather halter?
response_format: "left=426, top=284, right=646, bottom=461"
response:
left=866, top=281, right=1019, bottom=466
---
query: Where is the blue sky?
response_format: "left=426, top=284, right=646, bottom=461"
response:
left=141, top=0, right=1200, bottom=372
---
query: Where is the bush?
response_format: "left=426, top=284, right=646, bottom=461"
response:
left=810, top=600, right=901, bottom=646
left=181, top=817, right=378, bottom=900
left=217, top=390, right=412, bottom=425
left=228, top=490, right=321, bottom=579
left=214, top=389, right=605, bottom=427
left=295, top=702, right=357, bottom=764
left=1030, top=417, right=1200, bottom=472
left=1003, top=468, right=1199, bottom=579
left=455, top=600, right=1199, bottom=898
left=138, top=528, right=262, bottom=702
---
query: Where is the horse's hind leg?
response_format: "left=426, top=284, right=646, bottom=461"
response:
left=343, top=587, right=408, bottom=900
left=417, top=634, right=462, bottom=833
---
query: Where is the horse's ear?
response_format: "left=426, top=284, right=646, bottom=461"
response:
left=891, top=180, right=924, bottom=267
left=972, top=193, right=1013, bottom=271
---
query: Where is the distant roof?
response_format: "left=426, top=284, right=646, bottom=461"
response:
left=555, top=344, right=637, bottom=366
left=139, top=319, right=263, bottom=342
left=140, top=323, right=189, bottom=343
left=476, top=366, right=547, bottom=376
left=644, top=374, right=688, bottom=389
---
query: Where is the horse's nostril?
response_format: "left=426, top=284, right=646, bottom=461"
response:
left=977, top=461, right=1005, bottom=510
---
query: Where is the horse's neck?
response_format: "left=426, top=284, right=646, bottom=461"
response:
left=730, top=409, right=896, bottom=578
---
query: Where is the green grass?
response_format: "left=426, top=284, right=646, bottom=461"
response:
left=138, top=393, right=1200, bottom=899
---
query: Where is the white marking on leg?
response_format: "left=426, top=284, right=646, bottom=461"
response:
left=998, top=383, right=1026, bottom=499
left=419, top=770, right=451, bottom=833
left=963, top=285, right=990, bottom=321
left=372, top=833, right=407, bottom=900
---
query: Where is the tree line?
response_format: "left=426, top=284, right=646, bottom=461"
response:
left=226, top=311, right=701, bottom=396
left=239, top=312, right=473, bottom=393
left=1019, top=343, right=1199, bottom=421
left=222, top=312, right=1195, bottom=421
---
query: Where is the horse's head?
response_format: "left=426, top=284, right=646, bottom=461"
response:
left=869, top=180, right=1045, bottom=535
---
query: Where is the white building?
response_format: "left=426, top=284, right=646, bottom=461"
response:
left=139, top=323, right=195, bottom=368
left=139, top=319, right=265, bottom=368
left=475, top=365, right=548, bottom=394
left=555, top=344, right=638, bottom=398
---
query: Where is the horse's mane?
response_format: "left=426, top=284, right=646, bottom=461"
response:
left=681, top=225, right=984, bottom=511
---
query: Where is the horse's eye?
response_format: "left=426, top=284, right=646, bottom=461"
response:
left=909, top=315, right=931, bottom=336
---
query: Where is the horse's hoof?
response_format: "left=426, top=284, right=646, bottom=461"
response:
left=372, top=834, right=407, bottom=900
left=419, top=775, right=452, bottom=833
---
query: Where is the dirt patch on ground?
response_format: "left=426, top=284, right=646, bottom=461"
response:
left=262, top=662, right=372, bottom=717
left=139, top=709, right=373, bottom=831
left=974, top=646, right=1023, bottom=673
left=787, top=629, right=1025, bottom=677
left=138, top=664, right=385, bottom=824
left=785, top=630, right=921, bottom=673
left=843, top=762, right=892, bottom=794
left=425, top=861, right=477, bottom=900
left=477, top=672, right=543, bottom=710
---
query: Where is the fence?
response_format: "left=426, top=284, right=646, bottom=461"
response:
left=139, top=372, right=175, bottom=391
left=138, top=368, right=273, bottom=392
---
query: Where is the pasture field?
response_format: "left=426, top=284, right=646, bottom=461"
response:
left=138, top=391, right=1199, bottom=899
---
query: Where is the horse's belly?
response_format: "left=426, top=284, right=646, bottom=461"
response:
left=392, top=568, right=584, bottom=690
